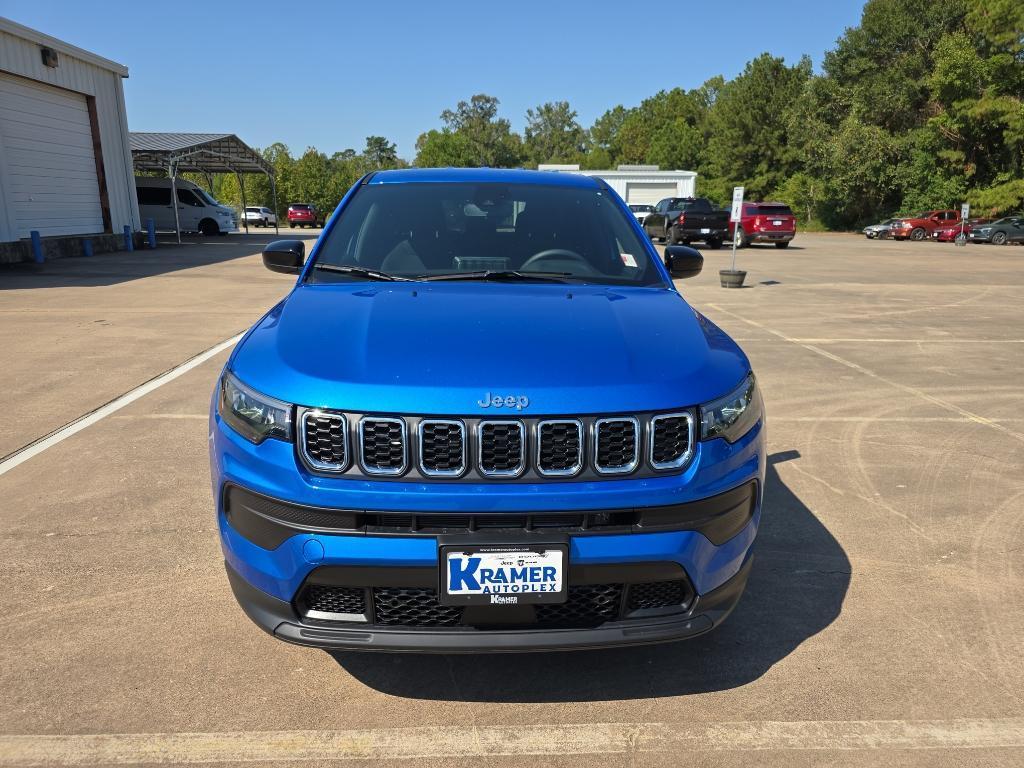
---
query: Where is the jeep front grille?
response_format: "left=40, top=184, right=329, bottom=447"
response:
left=299, top=410, right=348, bottom=471
left=419, top=420, right=466, bottom=477
left=649, top=412, right=694, bottom=470
left=478, top=420, right=525, bottom=477
left=594, top=417, right=639, bottom=474
left=295, top=409, right=698, bottom=480
left=537, top=419, right=583, bottom=476
left=359, top=417, right=407, bottom=475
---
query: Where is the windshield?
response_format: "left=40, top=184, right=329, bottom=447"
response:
left=195, top=188, right=220, bottom=206
left=308, top=182, right=663, bottom=286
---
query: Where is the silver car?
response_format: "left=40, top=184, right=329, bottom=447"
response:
left=863, top=218, right=898, bottom=239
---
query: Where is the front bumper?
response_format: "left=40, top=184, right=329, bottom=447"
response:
left=226, top=555, right=752, bottom=652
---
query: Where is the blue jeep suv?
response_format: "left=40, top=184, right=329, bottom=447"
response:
left=210, top=168, right=765, bottom=652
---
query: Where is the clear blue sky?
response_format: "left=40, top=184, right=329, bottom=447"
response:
left=4, top=0, right=865, bottom=159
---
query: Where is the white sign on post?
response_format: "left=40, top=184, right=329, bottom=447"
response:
left=961, top=202, right=970, bottom=220
left=730, top=186, right=745, bottom=223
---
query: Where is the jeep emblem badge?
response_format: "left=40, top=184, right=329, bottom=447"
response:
left=477, top=391, right=530, bottom=410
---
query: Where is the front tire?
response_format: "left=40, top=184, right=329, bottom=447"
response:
left=992, top=231, right=1008, bottom=245
left=289, top=222, right=295, bottom=229
left=199, top=219, right=219, bottom=236
left=910, top=227, right=926, bottom=241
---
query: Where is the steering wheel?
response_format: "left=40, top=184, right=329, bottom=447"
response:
left=519, top=248, right=591, bottom=272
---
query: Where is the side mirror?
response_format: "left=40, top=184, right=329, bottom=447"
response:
left=664, top=245, right=703, bottom=279
left=262, top=239, right=305, bottom=274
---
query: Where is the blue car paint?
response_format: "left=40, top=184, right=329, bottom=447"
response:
left=211, top=167, right=766, bottom=649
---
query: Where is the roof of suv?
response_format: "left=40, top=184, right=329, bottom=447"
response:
left=368, top=167, right=601, bottom=188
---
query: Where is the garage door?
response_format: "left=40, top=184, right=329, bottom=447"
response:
left=0, top=72, right=104, bottom=238
left=624, top=182, right=678, bottom=207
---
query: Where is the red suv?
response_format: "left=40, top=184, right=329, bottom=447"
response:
left=728, top=202, right=796, bottom=248
left=287, top=203, right=324, bottom=228
left=889, top=210, right=959, bottom=241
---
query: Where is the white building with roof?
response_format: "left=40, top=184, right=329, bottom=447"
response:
left=0, top=17, right=139, bottom=249
left=538, top=164, right=697, bottom=206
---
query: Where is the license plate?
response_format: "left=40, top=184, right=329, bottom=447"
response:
left=700, top=227, right=710, bottom=234
left=439, top=544, right=567, bottom=605
left=772, top=220, right=783, bottom=225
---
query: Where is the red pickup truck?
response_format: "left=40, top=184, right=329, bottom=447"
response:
left=728, top=202, right=796, bottom=248
left=889, top=210, right=960, bottom=241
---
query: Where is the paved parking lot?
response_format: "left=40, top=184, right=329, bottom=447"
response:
left=1, top=232, right=1022, bottom=766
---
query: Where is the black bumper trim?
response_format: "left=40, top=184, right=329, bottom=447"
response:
left=222, top=481, right=757, bottom=550
left=224, top=557, right=752, bottom=653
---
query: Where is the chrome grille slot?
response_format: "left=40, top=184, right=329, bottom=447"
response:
left=537, top=419, right=583, bottom=476
left=478, top=420, right=525, bottom=477
left=419, top=420, right=466, bottom=477
left=650, top=412, right=694, bottom=470
left=594, top=417, right=639, bottom=474
left=299, top=409, right=348, bottom=471
left=359, top=417, right=407, bottom=475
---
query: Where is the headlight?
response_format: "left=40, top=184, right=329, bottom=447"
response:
left=700, top=374, right=762, bottom=443
left=217, top=371, right=293, bottom=444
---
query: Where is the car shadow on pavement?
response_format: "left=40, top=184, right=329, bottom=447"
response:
left=329, top=450, right=851, bottom=701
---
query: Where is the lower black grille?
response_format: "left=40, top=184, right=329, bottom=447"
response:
left=301, top=585, right=366, bottom=617
left=420, top=420, right=465, bottom=476
left=627, top=579, right=691, bottom=611
left=595, top=418, right=638, bottom=473
left=360, top=418, right=406, bottom=473
left=535, top=584, right=623, bottom=627
left=300, top=411, right=348, bottom=469
left=538, top=420, right=583, bottom=475
left=373, top=588, right=462, bottom=627
left=651, top=414, right=692, bottom=468
left=479, top=421, right=525, bottom=476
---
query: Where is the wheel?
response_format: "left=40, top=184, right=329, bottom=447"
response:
left=735, top=226, right=748, bottom=248
left=992, top=231, right=1008, bottom=245
left=261, top=218, right=268, bottom=228
left=910, top=227, right=926, bottom=241
left=707, top=238, right=723, bottom=250
left=289, top=222, right=295, bottom=228
left=775, top=241, right=790, bottom=249
left=199, top=219, right=219, bottom=236
left=665, top=227, right=678, bottom=245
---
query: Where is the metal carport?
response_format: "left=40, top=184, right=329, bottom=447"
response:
left=129, top=132, right=277, bottom=242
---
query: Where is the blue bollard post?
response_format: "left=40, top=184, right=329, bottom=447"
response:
left=123, top=225, right=134, bottom=252
left=82, top=238, right=93, bottom=257
left=146, top=218, right=156, bottom=249
left=30, top=230, right=43, bottom=263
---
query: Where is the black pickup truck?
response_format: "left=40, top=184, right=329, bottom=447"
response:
left=642, top=197, right=729, bottom=249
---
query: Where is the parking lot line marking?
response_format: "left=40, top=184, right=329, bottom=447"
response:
left=0, top=333, right=243, bottom=477
left=1, top=719, right=1022, bottom=764
left=707, top=304, right=1024, bottom=445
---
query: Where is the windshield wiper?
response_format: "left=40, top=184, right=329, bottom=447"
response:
left=422, top=270, right=572, bottom=283
left=313, top=264, right=411, bottom=281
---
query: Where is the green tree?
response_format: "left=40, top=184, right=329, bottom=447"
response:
left=414, top=129, right=475, bottom=167
left=362, top=136, right=399, bottom=169
left=523, top=101, right=585, bottom=166
left=437, top=94, right=523, bottom=167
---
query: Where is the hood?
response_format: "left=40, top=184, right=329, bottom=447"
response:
left=230, top=282, right=749, bottom=415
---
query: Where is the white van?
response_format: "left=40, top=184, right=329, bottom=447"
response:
left=135, top=177, right=238, bottom=235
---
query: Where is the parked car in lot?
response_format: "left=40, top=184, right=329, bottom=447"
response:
left=643, top=197, right=729, bottom=248
left=863, top=218, right=899, bottom=239
left=135, top=177, right=238, bottom=236
left=628, top=204, right=654, bottom=224
left=889, top=210, right=960, bottom=241
left=969, top=216, right=1024, bottom=245
left=212, top=167, right=765, bottom=652
left=728, top=202, right=796, bottom=248
left=931, top=218, right=991, bottom=243
left=243, top=206, right=277, bottom=227
left=287, top=203, right=324, bottom=228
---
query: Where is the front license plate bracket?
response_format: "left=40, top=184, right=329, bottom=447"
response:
left=438, top=541, right=569, bottom=606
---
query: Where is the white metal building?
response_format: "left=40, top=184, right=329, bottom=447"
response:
left=538, top=164, right=697, bottom=205
left=0, top=17, right=139, bottom=244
